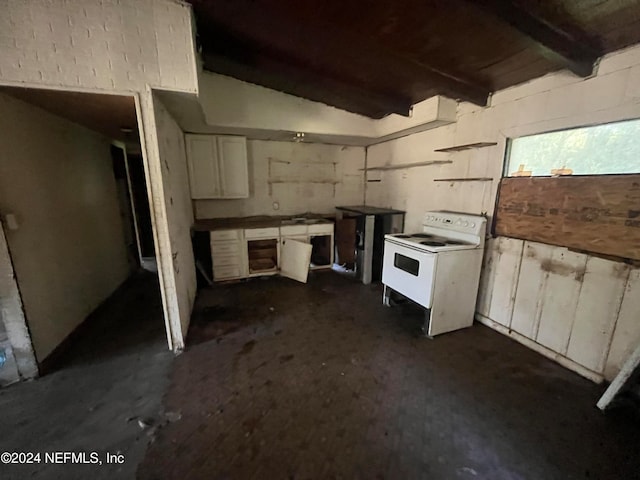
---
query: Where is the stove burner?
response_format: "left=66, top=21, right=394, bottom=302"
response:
left=412, top=233, right=433, bottom=238
left=394, top=234, right=411, bottom=238
left=445, top=240, right=466, bottom=245
left=421, top=241, right=446, bottom=247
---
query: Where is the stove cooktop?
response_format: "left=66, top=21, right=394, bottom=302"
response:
left=385, top=232, right=477, bottom=252
left=384, top=211, right=486, bottom=253
left=411, top=233, right=433, bottom=238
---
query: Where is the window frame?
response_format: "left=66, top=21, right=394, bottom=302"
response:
left=502, top=118, right=640, bottom=178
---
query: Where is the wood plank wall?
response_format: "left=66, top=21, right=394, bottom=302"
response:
left=495, top=175, right=640, bottom=260
left=476, top=237, right=640, bottom=382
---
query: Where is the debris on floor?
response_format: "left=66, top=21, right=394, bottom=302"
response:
left=0, top=273, right=173, bottom=480
left=138, top=273, right=640, bottom=479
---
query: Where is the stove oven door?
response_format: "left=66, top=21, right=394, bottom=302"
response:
left=382, top=240, right=437, bottom=308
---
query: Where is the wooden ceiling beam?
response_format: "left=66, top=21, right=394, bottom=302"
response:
left=467, top=0, right=602, bottom=77
left=190, top=1, right=491, bottom=115
left=202, top=54, right=412, bottom=119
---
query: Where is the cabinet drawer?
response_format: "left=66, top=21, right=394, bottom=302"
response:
left=211, top=242, right=241, bottom=256
left=308, top=223, right=334, bottom=235
left=212, top=255, right=241, bottom=267
left=244, top=227, right=280, bottom=240
left=280, top=225, right=307, bottom=236
left=213, top=265, right=242, bottom=280
left=211, top=229, right=241, bottom=242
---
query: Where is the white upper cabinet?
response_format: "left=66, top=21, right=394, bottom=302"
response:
left=217, top=136, right=249, bottom=198
left=185, top=134, right=249, bottom=199
left=186, top=134, right=220, bottom=198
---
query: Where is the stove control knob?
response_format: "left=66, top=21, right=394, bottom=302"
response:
left=463, top=221, right=469, bottom=227
left=470, top=222, right=476, bottom=228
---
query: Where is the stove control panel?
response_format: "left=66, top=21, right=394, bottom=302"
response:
left=423, top=211, right=486, bottom=235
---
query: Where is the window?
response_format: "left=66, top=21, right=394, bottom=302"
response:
left=394, top=253, right=419, bottom=276
left=505, top=118, right=640, bottom=177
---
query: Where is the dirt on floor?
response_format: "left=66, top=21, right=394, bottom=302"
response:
left=138, top=271, right=640, bottom=480
left=0, top=272, right=174, bottom=480
left=1, top=270, right=638, bottom=479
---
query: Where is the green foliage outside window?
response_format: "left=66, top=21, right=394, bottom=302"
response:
left=506, top=119, right=640, bottom=177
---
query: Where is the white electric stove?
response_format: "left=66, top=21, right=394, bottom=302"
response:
left=382, top=211, right=487, bottom=337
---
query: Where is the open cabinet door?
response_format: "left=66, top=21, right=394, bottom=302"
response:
left=280, top=238, right=312, bottom=283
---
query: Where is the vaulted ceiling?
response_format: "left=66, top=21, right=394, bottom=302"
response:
left=189, top=0, right=640, bottom=119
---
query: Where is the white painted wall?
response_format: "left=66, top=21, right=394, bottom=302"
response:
left=145, top=93, right=196, bottom=347
left=366, top=44, right=640, bottom=382
left=365, top=122, right=496, bottom=231
left=0, top=93, right=131, bottom=361
left=476, top=237, right=639, bottom=383
left=194, top=73, right=457, bottom=145
left=200, top=73, right=374, bottom=138
left=195, top=141, right=366, bottom=219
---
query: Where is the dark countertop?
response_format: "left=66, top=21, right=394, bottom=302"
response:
left=193, top=215, right=332, bottom=231
left=336, top=205, right=405, bottom=215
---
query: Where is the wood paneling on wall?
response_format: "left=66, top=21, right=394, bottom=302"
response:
left=476, top=237, right=640, bottom=382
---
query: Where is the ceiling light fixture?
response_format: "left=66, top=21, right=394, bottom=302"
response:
left=294, top=132, right=305, bottom=142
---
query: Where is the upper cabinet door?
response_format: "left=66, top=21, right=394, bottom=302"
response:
left=186, top=134, right=220, bottom=199
left=217, top=136, right=249, bottom=198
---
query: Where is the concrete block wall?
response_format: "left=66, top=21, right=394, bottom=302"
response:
left=366, top=44, right=640, bottom=382
left=0, top=0, right=197, bottom=93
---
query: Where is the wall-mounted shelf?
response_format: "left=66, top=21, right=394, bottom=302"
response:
left=268, top=180, right=340, bottom=185
left=361, top=160, right=452, bottom=171
left=434, top=142, right=497, bottom=152
left=434, top=177, right=494, bottom=182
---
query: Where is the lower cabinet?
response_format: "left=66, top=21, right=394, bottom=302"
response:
left=244, top=227, right=280, bottom=277
left=210, top=222, right=335, bottom=283
left=210, top=229, right=248, bottom=281
left=281, top=223, right=334, bottom=271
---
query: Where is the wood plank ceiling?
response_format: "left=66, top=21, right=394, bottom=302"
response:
left=189, top=0, right=640, bottom=119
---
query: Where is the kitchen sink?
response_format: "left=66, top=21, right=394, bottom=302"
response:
left=281, top=218, right=325, bottom=225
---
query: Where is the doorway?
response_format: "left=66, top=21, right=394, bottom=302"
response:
left=110, top=144, right=156, bottom=272
left=0, top=86, right=164, bottom=377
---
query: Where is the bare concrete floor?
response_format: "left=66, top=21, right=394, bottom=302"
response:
left=139, top=272, right=640, bottom=480
left=0, top=273, right=173, bottom=480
